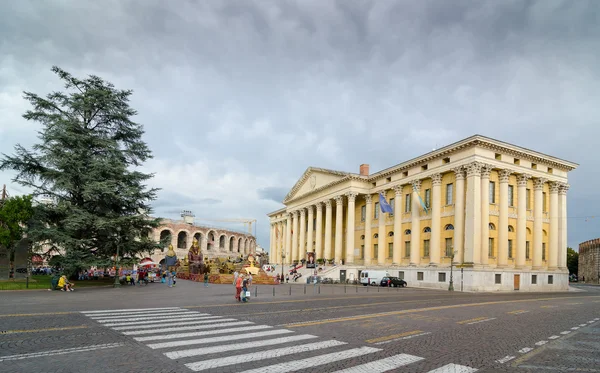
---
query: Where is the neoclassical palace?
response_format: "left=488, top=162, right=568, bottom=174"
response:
left=268, top=135, right=577, bottom=291
left=148, top=218, right=257, bottom=265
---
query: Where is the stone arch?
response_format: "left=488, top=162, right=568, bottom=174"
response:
left=159, top=229, right=172, bottom=251
left=237, top=237, right=243, bottom=253
left=445, top=224, right=454, bottom=230
left=244, top=238, right=249, bottom=254
left=229, top=236, right=235, bottom=252
left=177, top=230, right=188, bottom=249
left=489, top=223, right=496, bottom=230
left=219, top=234, right=226, bottom=250
left=207, top=230, right=216, bottom=251
left=193, top=231, right=203, bottom=246
left=423, top=227, right=431, bottom=233
left=404, top=229, right=411, bottom=235
left=508, top=225, right=515, bottom=232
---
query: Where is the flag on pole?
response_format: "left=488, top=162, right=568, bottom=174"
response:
left=416, top=192, right=429, bottom=214
left=379, top=192, right=394, bottom=214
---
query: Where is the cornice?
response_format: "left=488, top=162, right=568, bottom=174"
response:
left=283, top=166, right=354, bottom=204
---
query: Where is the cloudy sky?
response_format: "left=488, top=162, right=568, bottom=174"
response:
left=1, top=0, right=599, bottom=250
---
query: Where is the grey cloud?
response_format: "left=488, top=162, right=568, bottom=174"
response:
left=1, top=0, right=600, bottom=248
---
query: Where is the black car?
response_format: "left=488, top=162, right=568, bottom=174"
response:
left=380, top=276, right=407, bottom=287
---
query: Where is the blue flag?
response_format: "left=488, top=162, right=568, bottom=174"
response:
left=417, top=193, right=429, bottom=214
left=379, top=192, right=394, bottom=214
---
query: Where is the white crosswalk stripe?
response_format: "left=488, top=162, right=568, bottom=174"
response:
left=81, top=306, right=478, bottom=373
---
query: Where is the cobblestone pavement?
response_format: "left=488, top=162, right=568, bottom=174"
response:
left=0, top=281, right=598, bottom=372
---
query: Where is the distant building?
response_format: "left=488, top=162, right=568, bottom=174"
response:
left=268, top=135, right=577, bottom=292
left=578, top=239, right=600, bottom=284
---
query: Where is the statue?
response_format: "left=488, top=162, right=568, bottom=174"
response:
left=164, top=244, right=178, bottom=271
left=243, top=254, right=260, bottom=275
left=187, top=238, right=205, bottom=275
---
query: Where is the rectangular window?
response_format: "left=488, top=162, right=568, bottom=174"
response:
left=425, top=189, right=431, bottom=208
left=532, top=275, right=537, bottom=285
left=508, top=239, right=513, bottom=258
left=388, top=243, right=393, bottom=258
left=398, top=271, right=405, bottom=280
left=374, top=203, right=380, bottom=219
left=508, top=185, right=514, bottom=207
left=405, top=194, right=411, bottom=212
left=526, top=189, right=531, bottom=210
left=373, top=244, right=378, bottom=259
left=445, top=238, right=453, bottom=257
left=489, top=181, right=496, bottom=203
left=404, top=241, right=411, bottom=258
left=438, top=273, right=446, bottom=282
left=488, top=237, right=494, bottom=257
left=543, top=192, right=547, bottom=212
left=526, top=241, right=530, bottom=259
left=495, top=274, right=502, bottom=284
left=361, top=205, right=366, bottom=221
left=423, top=239, right=430, bottom=257
left=389, top=198, right=395, bottom=216
left=548, top=275, right=554, bottom=285
left=542, top=243, right=546, bottom=260
left=417, top=272, right=424, bottom=281
left=446, top=183, right=453, bottom=205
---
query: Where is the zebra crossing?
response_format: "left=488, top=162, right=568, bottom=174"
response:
left=81, top=307, right=478, bottom=373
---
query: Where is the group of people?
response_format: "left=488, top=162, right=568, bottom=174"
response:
left=233, top=271, right=252, bottom=302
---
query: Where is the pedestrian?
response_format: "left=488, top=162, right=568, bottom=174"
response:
left=235, top=274, right=243, bottom=302
left=233, top=271, right=239, bottom=286
left=241, top=275, right=250, bottom=303
left=204, top=272, right=209, bottom=287
left=167, top=271, right=173, bottom=287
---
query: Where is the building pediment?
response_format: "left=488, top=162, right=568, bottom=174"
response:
left=283, top=167, right=349, bottom=204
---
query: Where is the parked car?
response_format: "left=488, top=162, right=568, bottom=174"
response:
left=380, top=276, right=407, bottom=287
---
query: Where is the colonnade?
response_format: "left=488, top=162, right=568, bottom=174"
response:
left=270, top=161, right=569, bottom=270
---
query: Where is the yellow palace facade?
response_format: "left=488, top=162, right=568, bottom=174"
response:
left=267, top=135, right=578, bottom=292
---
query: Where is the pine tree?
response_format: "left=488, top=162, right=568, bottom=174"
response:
left=0, top=66, right=161, bottom=274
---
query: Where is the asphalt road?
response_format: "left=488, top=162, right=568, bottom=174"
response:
left=1, top=280, right=599, bottom=372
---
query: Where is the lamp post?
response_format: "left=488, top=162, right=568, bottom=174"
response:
left=281, top=253, right=286, bottom=284
left=113, top=227, right=121, bottom=288
left=449, top=248, right=457, bottom=292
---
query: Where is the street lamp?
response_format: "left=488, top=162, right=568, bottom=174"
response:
left=113, top=227, right=121, bottom=288
left=449, top=248, right=457, bottom=292
left=281, top=253, right=286, bottom=284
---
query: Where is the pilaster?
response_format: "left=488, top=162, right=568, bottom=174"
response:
left=480, top=165, right=492, bottom=266
left=453, top=166, right=466, bottom=264
left=364, top=195, right=373, bottom=265
left=345, top=192, right=357, bottom=264
left=497, top=169, right=511, bottom=267
left=410, top=180, right=422, bottom=266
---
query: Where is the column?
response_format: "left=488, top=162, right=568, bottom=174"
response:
left=345, top=192, right=357, bottom=264
left=559, top=184, right=569, bottom=269
left=532, top=178, right=545, bottom=269
left=285, top=213, right=292, bottom=264
left=364, top=195, right=373, bottom=265
left=334, top=195, right=344, bottom=264
left=548, top=182, right=559, bottom=270
left=292, top=210, right=299, bottom=262
left=299, top=208, right=306, bottom=261
left=378, top=194, right=386, bottom=265
left=315, top=202, right=323, bottom=260
left=497, top=169, right=511, bottom=267
left=430, top=173, right=442, bottom=266
left=278, top=222, right=283, bottom=263
left=453, top=167, right=466, bottom=264
left=516, top=174, right=530, bottom=268
left=392, top=185, right=403, bottom=265
left=464, top=162, right=482, bottom=265
left=307, top=206, right=314, bottom=256
left=410, top=180, right=421, bottom=266
left=324, top=200, right=333, bottom=261
left=480, top=165, right=492, bottom=266
left=270, top=223, right=275, bottom=263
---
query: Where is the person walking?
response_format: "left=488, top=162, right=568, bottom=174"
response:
left=235, top=274, right=243, bottom=302
left=203, top=272, right=209, bottom=287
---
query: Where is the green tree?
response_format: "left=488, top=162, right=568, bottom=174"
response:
left=567, top=247, right=578, bottom=276
left=0, top=66, right=162, bottom=276
left=0, top=195, right=34, bottom=253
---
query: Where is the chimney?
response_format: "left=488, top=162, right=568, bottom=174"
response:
left=359, top=164, right=370, bottom=176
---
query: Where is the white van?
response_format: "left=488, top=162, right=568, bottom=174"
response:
left=360, top=270, right=389, bottom=286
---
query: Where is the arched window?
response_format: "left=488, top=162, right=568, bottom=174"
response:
left=388, top=231, right=394, bottom=237
left=404, top=229, right=411, bottom=235
left=489, top=223, right=496, bottom=230
left=508, top=225, right=515, bottom=232
left=374, top=233, right=379, bottom=239
left=445, top=224, right=454, bottom=230
left=526, top=227, right=531, bottom=235
left=423, top=227, right=431, bottom=233
left=360, top=235, right=365, bottom=240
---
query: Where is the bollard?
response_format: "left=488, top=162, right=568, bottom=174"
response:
left=254, top=287, right=258, bottom=297
left=289, top=286, right=292, bottom=296
left=377, top=286, right=380, bottom=292
left=273, top=287, right=275, bottom=297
